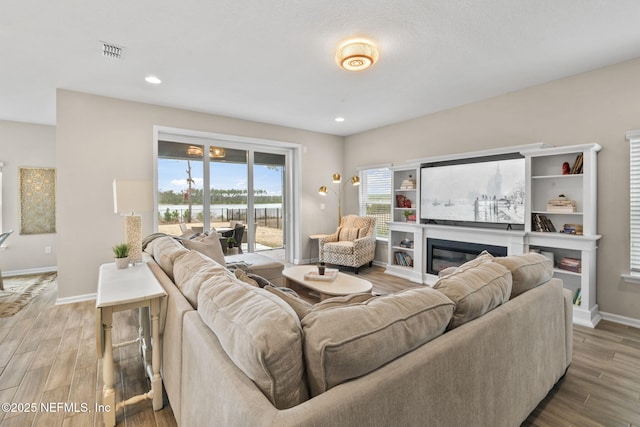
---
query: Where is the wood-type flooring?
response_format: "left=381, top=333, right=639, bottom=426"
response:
left=0, top=264, right=638, bottom=426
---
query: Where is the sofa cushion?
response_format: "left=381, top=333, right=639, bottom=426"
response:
left=173, top=250, right=229, bottom=308
left=197, top=277, right=308, bottom=409
left=302, top=287, right=454, bottom=396
left=181, top=233, right=226, bottom=267
left=492, top=252, right=554, bottom=298
left=323, top=241, right=354, bottom=254
left=433, top=261, right=512, bottom=329
left=312, top=292, right=374, bottom=311
left=152, top=236, right=189, bottom=281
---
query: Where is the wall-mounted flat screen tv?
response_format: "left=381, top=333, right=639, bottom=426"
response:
left=420, top=155, right=525, bottom=226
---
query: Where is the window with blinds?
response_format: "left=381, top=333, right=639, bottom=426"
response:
left=358, top=166, right=391, bottom=239
left=628, top=131, right=640, bottom=271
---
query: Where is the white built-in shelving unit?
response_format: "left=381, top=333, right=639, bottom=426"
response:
left=384, top=143, right=602, bottom=327
left=523, top=143, right=602, bottom=327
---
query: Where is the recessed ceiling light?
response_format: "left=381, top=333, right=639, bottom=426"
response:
left=145, top=75, right=162, bottom=84
left=335, top=117, right=345, bottom=122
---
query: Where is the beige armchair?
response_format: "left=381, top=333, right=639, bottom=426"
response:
left=319, top=215, right=376, bottom=274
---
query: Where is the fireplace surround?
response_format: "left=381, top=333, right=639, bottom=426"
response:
left=426, top=238, right=507, bottom=275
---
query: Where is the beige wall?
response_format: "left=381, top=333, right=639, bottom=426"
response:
left=56, top=90, right=344, bottom=300
left=344, top=57, right=640, bottom=322
left=0, top=120, right=57, bottom=274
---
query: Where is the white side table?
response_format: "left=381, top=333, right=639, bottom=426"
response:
left=309, top=234, right=328, bottom=263
left=96, top=262, right=167, bottom=426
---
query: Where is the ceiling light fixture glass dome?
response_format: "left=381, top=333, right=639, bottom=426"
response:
left=336, top=38, right=379, bottom=72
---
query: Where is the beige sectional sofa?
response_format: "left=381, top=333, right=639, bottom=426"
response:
left=145, top=236, right=573, bottom=427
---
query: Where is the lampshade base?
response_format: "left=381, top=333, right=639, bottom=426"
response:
left=125, top=215, right=142, bottom=263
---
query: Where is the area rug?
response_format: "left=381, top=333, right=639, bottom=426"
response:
left=0, top=272, right=56, bottom=318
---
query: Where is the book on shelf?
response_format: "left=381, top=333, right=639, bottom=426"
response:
left=394, top=251, right=413, bottom=267
left=546, top=199, right=576, bottom=212
left=558, top=257, right=581, bottom=273
left=400, top=177, right=416, bottom=190
left=561, top=223, right=583, bottom=235
left=532, top=213, right=556, bottom=232
left=570, top=153, right=583, bottom=174
left=573, top=288, right=582, bottom=306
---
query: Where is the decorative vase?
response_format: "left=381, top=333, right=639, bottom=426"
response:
left=318, top=262, right=326, bottom=275
left=115, top=257, right=130, bottom=269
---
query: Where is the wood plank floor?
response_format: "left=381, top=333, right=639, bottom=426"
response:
left=1, top=265, right=639, bottom=426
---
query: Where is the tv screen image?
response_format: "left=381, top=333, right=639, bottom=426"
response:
left=420, top=157, right=526, bottom=225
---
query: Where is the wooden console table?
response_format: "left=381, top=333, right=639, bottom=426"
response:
left=96, top=262, right=166, bottom=426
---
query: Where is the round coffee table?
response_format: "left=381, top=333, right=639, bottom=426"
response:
left=282, top=265, right=373, bottom=301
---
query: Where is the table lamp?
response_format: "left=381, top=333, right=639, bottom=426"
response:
left=113, top=179, right=153, bottom=263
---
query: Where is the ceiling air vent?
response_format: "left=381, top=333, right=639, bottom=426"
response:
left=100, top=41, right=124, bottom=59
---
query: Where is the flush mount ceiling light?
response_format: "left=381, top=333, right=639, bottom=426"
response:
left=335, top=38, right=379, bottom=71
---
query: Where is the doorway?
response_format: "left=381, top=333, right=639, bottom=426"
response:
left=154, top=128, right=297, bottom=262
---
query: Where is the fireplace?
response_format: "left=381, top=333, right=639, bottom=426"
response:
left=426, top=238, right=507, bottom=275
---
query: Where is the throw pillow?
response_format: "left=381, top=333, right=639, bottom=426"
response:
left=338, top=227, right=360, bottom=241
left=197, top=278, right=308, bottom=409
left=433, top=261, right=512, bottom=330
left=492, top=252, right=554, bottom=298
left=180, top=233, right=226, bottom=267
left=246, top=272, right=272, bottom=288
left=455, top=250, right=494, bottom=272
left=234, top=268, right=259, bottom=287
left=264, top=285, right=313, bottom=319
left=302, top=287, right=454, bottom=396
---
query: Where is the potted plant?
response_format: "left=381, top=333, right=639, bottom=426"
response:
left=113, top=243, right=130, bottom=269
left=226, top=237, right=238, bottom=255
left=403, top=210, right=412, bottom=222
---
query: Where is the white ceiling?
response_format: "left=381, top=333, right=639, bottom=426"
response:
left=3, top=0, right=640, bottom=136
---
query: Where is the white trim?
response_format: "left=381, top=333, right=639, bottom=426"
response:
left=2, top=266, right=58, bottom=277
left=56, top=293, right=97, bottom=305
left=600, top=311, right=640, bottom=329
left=356, top=163, right=392, bottom=171
left=621, top=272, right=640, bottom=285
left=625, top=130, right=640, bottom=141
left=153, top=125, right=301, bottom=264
left=414, top=142, right=550, bottom=164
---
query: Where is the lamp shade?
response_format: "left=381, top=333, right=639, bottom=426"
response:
left=113, top=180, right=153, bottom=214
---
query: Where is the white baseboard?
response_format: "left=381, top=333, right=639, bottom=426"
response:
left=56, top=293, right=97, bottom=305
left=600, top=311, right=640, bottom=329
left=2, top=266, right=58, bottom=277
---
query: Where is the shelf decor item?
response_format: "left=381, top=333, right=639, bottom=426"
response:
left=112, top=243, right=130, bottom=269
left=304, top=268, right=339, bottom=281
left=317, top=262, right=326, bottom=275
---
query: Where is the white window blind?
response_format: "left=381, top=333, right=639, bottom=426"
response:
left=628, top=131, right=640, bottom=271
left=359, top=166, right=391, bottom=239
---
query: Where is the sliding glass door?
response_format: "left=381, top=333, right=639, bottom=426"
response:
left=157, top=139, right=287, bottom=256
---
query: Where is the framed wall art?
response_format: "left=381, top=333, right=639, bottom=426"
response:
left=19, top=167, right=56, bottom=235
